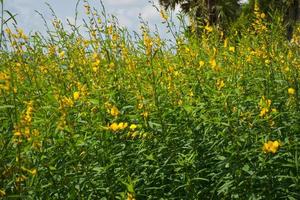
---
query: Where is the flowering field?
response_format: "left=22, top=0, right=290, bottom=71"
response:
left=0, top=2, right=300, bottom=199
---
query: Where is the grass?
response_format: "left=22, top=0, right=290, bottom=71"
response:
left=0, top=1, right=300, bottom=199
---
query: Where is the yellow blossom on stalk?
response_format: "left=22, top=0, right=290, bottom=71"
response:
left=109, top=122, right=128, bottom=132
left=107, top=25, right=113, bottom=35
left=58, top=51, right=65, bottom=58
left=109, top=62, right=115, bottom=68
left=199, top=60, right=205, bottom=67
left=263, top=140, right=280, bottom=154
left=21, top=167, right=37, bottom=176
left=138, top=103, right=143, bottom=109
left=224, top=38, right=228, bottom=48
left=204, top=24, right=213, bottom=32
left=265, top=59, right=270, bottom=64
left=288, top=88, right=295, bottom=95
left=73, top=91, right=80, bottom=100
left=110, top=106, right=120, bottom=117
left=143, top=32, right=153, bottom=56
left=160, top=9, right=168, bottom=20
left=29, top=168, right=37, bottom=176
left=271, top=108, right=277, bottom=113
left=229, top=46, right=235, bottom=52
left=92, top=59, right=100, bottom=72
left=5, top=28, right=11, bottom=35
left=0, top=71, right=10, bottom=91
left=216, top=79, right=225, bottom=90
left=16, top=175, right=27, bottom=183
left=61, top=97, right=74, bottom=108
left=109, top=122, right=119, bottom=132
left=258, top=96, right=273, bottom=117
left=16, top=62, right=22, bottom=67
left=127, top=192, right=136, bottom=200
left=118, top=122, right=128, bottom=130
left=14, top=130, right=22, bottom=137
left=130, top=124, right=137, bottom=131
left=24, top=127, right=30, bottom=139
left=141, top=111, right=149, bottom=118
left=259, top=107, right=268, bottom=117
left=210, top=59, right=217, bottom=68
left=22, top=101, right=34, bottom=125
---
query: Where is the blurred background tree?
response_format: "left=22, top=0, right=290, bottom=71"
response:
left=159, top=0, right=300, bottom=39
left=158, top=0, right=241, bottom=30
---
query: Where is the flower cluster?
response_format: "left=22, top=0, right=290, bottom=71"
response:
left=288, top=87, right=295, bottom=95
left=258, top=96, right=276, bottom=117
left=108, top=122, right=128, bottom=132
left=0, top=71, right=10, bottom=91
left=263, top=140, right=280, bottom=154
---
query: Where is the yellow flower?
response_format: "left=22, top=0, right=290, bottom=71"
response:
left=216, top=79, right=225, bottom=90
left=14, top=130, right=22, bottom=137
left=138, top=103, right=143, bottom=109
left=92, top=59, right=100, bottom=67
left=73, top=91, right=80, bottom=100
left=58, top=51, right=65, bottom=58
left=224, top=38, right=228, bottom=48
left=130, top=124, right=137, bottom=131
left=259, top=107, right=268, bottom=117
left=199, top=60, right=205, bottom=67
left=263, top=140, right=280, bottom=154
left=141, top=111, right=149, bottom=118
left=109, top=123, right=119, bottom=132
left=271, top=108, right=277, bottom=113
left=209, top=59, right=217, bottom=68
left=204, top=24, right=213, bottom=32
left=118, top=122, right=128, bottom=130
left=29, top=168, right=37, bottom=176
left=61, top=97, right=74, bottom=108
left=288, top=88, right=295, bottom=95
left=16, top=175, right=27, bottom=183
left=127, top=193, right=136, bottom=200
left=160, top=10, right=168, bottom=20
left=110, top=106, right=120, bottom=117
left=229, top=46, right=235, bottom=52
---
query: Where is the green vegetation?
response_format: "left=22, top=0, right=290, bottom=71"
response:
left=0, top=0, right=300, bottom=199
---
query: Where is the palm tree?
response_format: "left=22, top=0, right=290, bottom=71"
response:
left=159, top=0, right=241, bottom=29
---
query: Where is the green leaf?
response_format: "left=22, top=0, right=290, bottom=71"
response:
left=4, top=10, right=17, bottom=25
left=0, top=105, right=14, bottom=109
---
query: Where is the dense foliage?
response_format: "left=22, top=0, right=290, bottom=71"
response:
left=0, top=1, right=300, bottom=199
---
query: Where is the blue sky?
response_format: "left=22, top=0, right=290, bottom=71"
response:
left=4, top=0, right=181, bottom=39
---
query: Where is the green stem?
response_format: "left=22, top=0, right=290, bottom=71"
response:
left=0, top=0, right=4, bottom=50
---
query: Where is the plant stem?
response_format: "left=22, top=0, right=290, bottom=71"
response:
left=0, top=0, right=4, bottom=50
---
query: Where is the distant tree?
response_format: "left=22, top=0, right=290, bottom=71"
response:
left=159, top=0, right=241, bottom=29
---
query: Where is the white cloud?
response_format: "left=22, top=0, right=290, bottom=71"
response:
left=4, top=0, right=179, bottom=39
left=102, top=0, right=143, bottom=7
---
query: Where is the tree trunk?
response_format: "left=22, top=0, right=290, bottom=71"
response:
left=207, top=0, right=217, bottom=25
left=286, top=0, right=300, bottom=40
